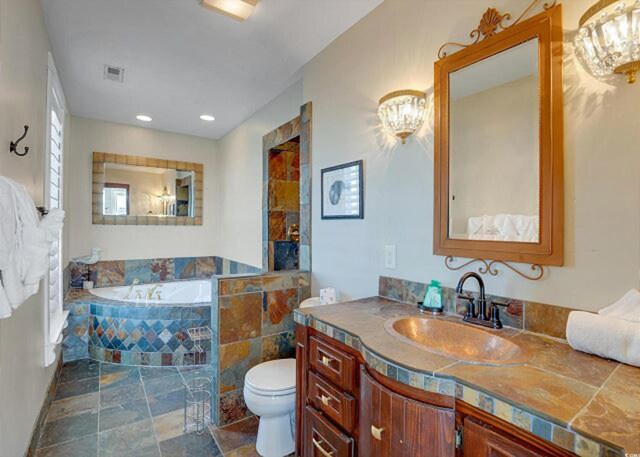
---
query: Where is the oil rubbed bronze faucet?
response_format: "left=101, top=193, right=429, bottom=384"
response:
left=455, top=272, right=508, bottom=329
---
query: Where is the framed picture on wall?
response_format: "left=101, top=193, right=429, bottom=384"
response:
left=321, top=160, right=364, bottom=219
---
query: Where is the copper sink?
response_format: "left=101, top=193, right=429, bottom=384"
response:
left=384, top=317, right=530, bottom=366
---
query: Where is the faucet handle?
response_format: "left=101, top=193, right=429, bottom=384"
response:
left=489, top=301, right=509, bottom=329
left=457, top=292, right=474, bottom=302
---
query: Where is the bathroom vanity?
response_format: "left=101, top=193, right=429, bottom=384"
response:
left=294, top=297, right=638, bottom=456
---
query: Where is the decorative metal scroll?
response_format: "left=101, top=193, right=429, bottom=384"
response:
left=444, top=256, right=545, bottom=281
left=437, top=0, right=558, bottom=59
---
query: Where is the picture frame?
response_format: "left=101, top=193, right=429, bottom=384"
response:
left=321, top=160, right=364, bottom=220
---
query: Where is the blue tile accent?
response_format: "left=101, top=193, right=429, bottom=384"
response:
left=125, top=259, right=152, bottom=284
left=175, top=257, right=196, bottom=279
left=274, top=241, right=299, bottom=271
left=532, top=417, right=553, bottom=440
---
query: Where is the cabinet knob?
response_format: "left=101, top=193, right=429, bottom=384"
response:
left=321, top=355, right=334, bottom=367
left=312, top=438, right=334, bottom=457
left=320, top=395, right=331, bottom=406
left=371, top=425, right=384, bottom=441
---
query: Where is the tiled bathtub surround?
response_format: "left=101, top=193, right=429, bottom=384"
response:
left=210, top=270, right=311, bottom=426
left=64, top=290, right=211, bottom=366
left=379, top=275, right=574, bottom=339
left=69, top=256, right=262, bottom=289
left=294, top=299, right=635, bottom=455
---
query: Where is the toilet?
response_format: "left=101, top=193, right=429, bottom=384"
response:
left=244, top=295, right=333, bottom=457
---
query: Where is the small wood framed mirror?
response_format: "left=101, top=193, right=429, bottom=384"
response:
left=433, top=2, right=564, bottom=270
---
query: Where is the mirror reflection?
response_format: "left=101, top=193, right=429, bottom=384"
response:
left=103, top=163, right=196, bottom=217
left=448, top=38, right=540, bottom=243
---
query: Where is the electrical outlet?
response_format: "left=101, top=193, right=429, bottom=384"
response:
left=384, top=245, right=397, bottom=269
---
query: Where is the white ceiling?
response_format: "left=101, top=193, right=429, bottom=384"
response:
left=42, top=0, right=383, bottom=139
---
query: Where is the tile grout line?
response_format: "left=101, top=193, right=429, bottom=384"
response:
left=139, top=366, right=164, bottom=456
left=567, top=363, right=620, bottom=429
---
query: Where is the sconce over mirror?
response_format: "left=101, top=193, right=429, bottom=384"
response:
left=92, top=152, right=203, bottom=226
left=434, top=2, right=564, bottom=270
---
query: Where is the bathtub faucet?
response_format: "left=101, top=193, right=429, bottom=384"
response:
left=146, top=284, right=162, bottom=300
left=124, top=278, right=140, bottom=299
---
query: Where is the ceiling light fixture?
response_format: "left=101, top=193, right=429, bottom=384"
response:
left=575, top=0, right=640, bottom=84
left=378, top=90, right=427, bottom=144
left=136, top=115, right=152, bottom=122
left=200, top=114, right=216, bottom=121
left=201, top=0, right=258, bottom=21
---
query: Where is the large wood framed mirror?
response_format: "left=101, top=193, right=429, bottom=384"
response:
left=434, top=3, right=563, bottom=270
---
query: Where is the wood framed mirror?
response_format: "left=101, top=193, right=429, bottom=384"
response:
left=433, top=3, right=563, bottom=269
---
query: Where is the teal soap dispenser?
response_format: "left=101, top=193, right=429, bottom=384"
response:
left=418, top=280, right=444, bottom=315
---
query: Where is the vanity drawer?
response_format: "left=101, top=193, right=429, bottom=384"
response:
left=309, top=336, right=357, bottom=392
left=308, top=371, right=357, bottom=433
left=304, top=405, right=354, bottom=457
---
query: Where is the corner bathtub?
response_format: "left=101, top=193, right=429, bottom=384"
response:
left=64, top=279, right=212, bottom=366
left=89, top=279, right=212, bottom=305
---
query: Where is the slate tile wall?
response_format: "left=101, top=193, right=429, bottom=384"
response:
left=262, top=102, right=312, bottom=273
left=211, top=271, right=311, bottom=426
left=69, top=256, right=262, bottom=289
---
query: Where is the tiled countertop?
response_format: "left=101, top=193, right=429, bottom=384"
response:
left=294, top=297, right=640, bottom=456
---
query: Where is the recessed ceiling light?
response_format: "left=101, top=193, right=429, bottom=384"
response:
left=200, top=114, right=216, bottom=122
left=136, top=115, right=152, bottom=122
left=201, top=0, right=258, bottom=21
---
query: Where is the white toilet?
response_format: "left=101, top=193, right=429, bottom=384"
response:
left=244, top=294, right=333, bottom=457
left=244, top=358, right=297, bottom=457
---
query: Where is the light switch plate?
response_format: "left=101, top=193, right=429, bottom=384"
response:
left=384, top=245, right=397, bottom=269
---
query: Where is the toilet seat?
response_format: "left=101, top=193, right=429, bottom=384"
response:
left=245, top=358, right=296, bottom=396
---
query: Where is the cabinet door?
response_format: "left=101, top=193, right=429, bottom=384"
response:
left=463, top=417, right=547, bottom=457
left=359, top=368, right=455, bottom=457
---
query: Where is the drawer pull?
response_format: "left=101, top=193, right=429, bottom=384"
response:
left=312, top=438, right=334, bottom=457
left=319, top=394, right=331, bottom=406
left=371, top=425, right=384, bottom=441
left=321, top=355, right=334, bottom=367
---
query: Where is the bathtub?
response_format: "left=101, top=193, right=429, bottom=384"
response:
left=63, top=279, right=213, bottom=366
left=89, top=279, right=211, bottom=305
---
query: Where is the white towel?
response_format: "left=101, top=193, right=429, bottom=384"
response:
left=0, top=176, right=65, bottom=318
left=566, top=311, right=640, bottom=367
left=598, top=289, right=640, bottom=323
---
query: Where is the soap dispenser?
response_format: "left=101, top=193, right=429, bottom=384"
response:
left=417, top=280, right=444, bottom=315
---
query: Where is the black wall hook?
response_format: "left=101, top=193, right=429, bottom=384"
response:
left=10, top=125, right=30, bottom=157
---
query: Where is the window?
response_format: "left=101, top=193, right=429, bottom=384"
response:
left=44, top=53, right=68, bottom=367
left=103, top=184, right=130, bottom=215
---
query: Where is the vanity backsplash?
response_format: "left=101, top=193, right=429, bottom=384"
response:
left=379, top=276, right=574, bottom=340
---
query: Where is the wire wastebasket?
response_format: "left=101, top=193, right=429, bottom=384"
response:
left=184, top=326, right=213, bottom=435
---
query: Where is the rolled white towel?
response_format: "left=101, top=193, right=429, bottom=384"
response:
left=599, top=289, right=640, bottom=323
left=566, top=311, right=640, bottom=367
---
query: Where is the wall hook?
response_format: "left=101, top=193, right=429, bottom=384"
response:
left=10, top=125, right=30, bottom=157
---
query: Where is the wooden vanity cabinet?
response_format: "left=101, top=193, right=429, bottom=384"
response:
left=296, top=325, right=575, bottom=457
left=463, top=417, right=542, bottom=457
left=359, top=367, right=456, bottom=456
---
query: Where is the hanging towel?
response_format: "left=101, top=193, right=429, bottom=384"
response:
left=598, top=289, right=640, bottom=323
left=566, top=311, right=640, bottom=367
left=0, top=176, right=65, bottom=318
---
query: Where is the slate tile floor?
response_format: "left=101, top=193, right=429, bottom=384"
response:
left=36, top=359, right=260, bottom=457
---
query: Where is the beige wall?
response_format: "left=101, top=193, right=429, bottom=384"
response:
left=449, top=76, right=539, bottom=236
left=215, top=79, right=303, bottom=267
left=213, top=0, right=640, bottom=312
left=0, top=0, right=61, bottom=454
left=302, top=0, right=640, bottom=310
left=68, top=116, right=219, bottom=261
